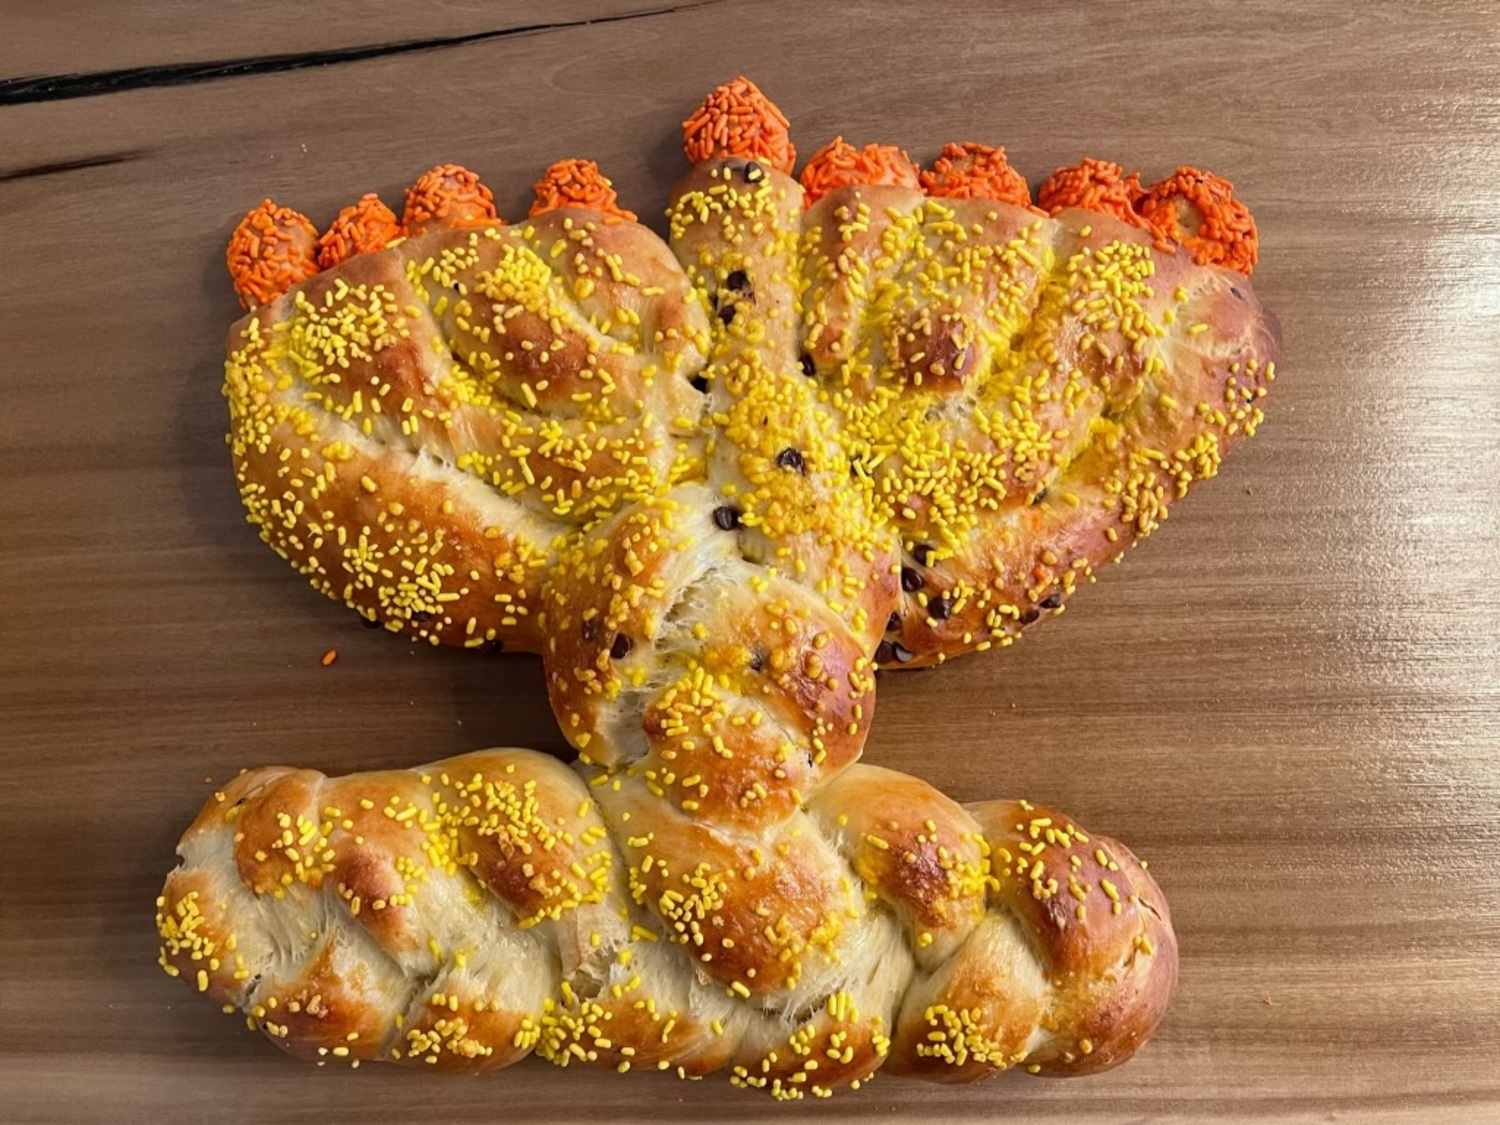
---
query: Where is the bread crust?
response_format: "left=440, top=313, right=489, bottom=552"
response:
left=224, top=213, right=711, bottom=653
left=225, top=160, right=1278, bottom=695
left=196, top=153, right=1276, bottom=1095
left=158, top=748, right=1177, bottom=1096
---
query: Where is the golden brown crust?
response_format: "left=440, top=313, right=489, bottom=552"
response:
left=969, top=800, right=1178, bottom=1076
left=810, top=765, right=989, bottom=966
left=603, top=773, right=860, bottom=999
left=207, top=141, right=1272, bottom=1097
left=886, top=913, right=1049, bottom=1082
left=397, top=992, right=535, bottom=1072
left=159, top=750, right=1176, bottom=1097
left=224, top=214, right=711, bottom=654
left=225, top=161, right=1277, bottom=766
left=772, top=188, right=1282, bottom=669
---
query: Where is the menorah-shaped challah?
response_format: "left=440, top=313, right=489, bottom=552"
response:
left=158, top=78, right=1279, bottom=1099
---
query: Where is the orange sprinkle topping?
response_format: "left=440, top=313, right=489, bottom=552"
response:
left=316, top=193, right=402, bottom=269
left=321, top=649, right=338, bottom=667
left=225, top=199, right=319, bottom=310
left=1036, top=158, right=1146, bottom=228
left=402, top=164, right=500, bottom=236
left=799, top=137, right=919, bottom=206
left=1136, top=166, right=1258, bottom=275
left=682, top=76, right=796, bottom=174
left=529, top=159, right=637, bottom=222
left=920, top=142, right=1035, bottom=210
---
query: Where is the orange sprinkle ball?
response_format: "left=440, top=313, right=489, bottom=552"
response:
left=1036, top=158, right=1147, bottom=228
left=316, top=193, right=402, bottom=269
left=225, top=199, right=319, bottom=309
left=1136, top=166, right=1258, bottom=275
left=401, top=164, right=500, bottom=236
left=919, top=142, right=1035, bottom=210
left=799, top=137, right=920, bottom=206
left=682, top=76, right=796, bottom=174
left=529, top=158, right=637, bottom=222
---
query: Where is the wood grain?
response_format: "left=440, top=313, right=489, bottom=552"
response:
left=2, top=0, right=1499, bottom=1120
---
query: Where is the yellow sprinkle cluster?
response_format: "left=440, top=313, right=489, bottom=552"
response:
left=405, top=1006, right=494, bottom=1064
left=536, top=986, right=619, bottom=1067
left=269, top=810, right=338, bottom=887
left=200, top=156, right=1266, bottom=1096
left=432, top=769, right=613, bottom=927
left=915, top=1004, right=1024, bottom=1069
left=155, top=891, right=222, bottom=986
left=729, top=990, right=889, bottom=1100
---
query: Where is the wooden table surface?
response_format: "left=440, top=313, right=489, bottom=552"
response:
left=4, top=1, right=1499, bottom=1121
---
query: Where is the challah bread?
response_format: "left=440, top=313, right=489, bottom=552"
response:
left=157, top=747, right=1175, bottom=1098
left=225, top=208, right=711, bottom=651
left=187, top=81, right=1274, bottom=1093
left=222, top=154, right=1276, bottom=773
left=669, top=159, right=1278, bottom=668
left=223, top=78, right=1280, bottom=679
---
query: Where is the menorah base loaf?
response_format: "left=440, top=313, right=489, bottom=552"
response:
left=157, top=747, right=1175, bottom=1100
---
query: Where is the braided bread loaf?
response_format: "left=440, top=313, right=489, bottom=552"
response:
left=223, top=84, right=1280, bottom=687
left=224, top=158, right=1278, bottom=756
left=157, top=748, right=1175, bottom=1098
left=185, top=82, right=1279, bottom=1095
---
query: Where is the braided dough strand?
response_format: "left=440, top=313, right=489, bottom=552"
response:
left=158, top=748, right=1174, bottom=1097
left=223, top=160, right=1277, bottom=673
left=195, top=143, right=1274, bottom=1095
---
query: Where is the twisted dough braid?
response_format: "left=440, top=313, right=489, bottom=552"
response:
left=221, top=164, right=1277, bottom=822
left=528, top=172, right=1261, bottom=1100
left=224, top=160, right=1279, bottom=678
left=665, top=159, right=1279, bottom=669
left=158, top=748, right=1175, bottom=1098
left=223, top=209, right=711, bottom=653
left=202, top=116, right=1274, bottom=1094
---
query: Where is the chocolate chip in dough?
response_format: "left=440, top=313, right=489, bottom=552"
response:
left=875, top=640, right=917, bottom=665
left=776, top=447, right=806, bottom=473
left=901, top=567, right=924, bottom=592
left=744, top=161, right=765, bottom=183
left=929, top=595, right=953, bottom=621
left=749, top=646, right=768, bottom=672
left=1039, top=592, right=1063, bottom=610
left=712, top=506, right=743, bottom=531
left=718, top=271, right=752, bottom=322
left=609, top=633, right=633, bottom=660
left=886, top=611, right=902, bottom=633
left=799, top=352, right=816, bottom=377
